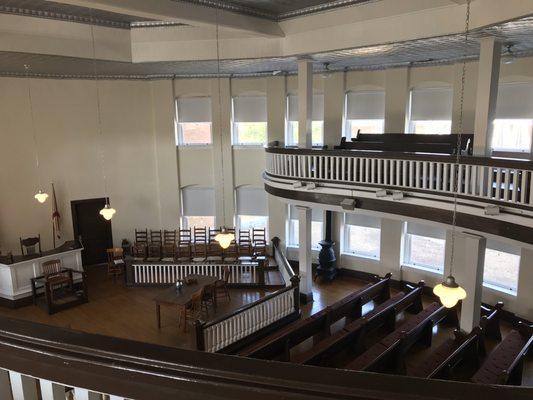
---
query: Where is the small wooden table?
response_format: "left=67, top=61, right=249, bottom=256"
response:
left=154, top=274, right=218, bottom=329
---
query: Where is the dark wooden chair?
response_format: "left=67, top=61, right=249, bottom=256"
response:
left=148, top=230, right=162, bottom=260
left=178, top=289, right=206, bottom=333
left=176, top=228, right=192, bottom=260
left=193, top=227, right=208, bottom=259
left=132, top=229, right=148, bottom=259
left=215, top=266, right=231, bottom=302
left=252, top=228, right=267, bottom=257
left=237, top=229, right=253, bottom=257
left=162, top=230, right=177, bottom=260
left=20, top=235, right=42, bottom=256
left=207, top=228, right=223, bottom=259
left=106, top=248, right=124, bottom=283
left=41, top=259, right=73, bottom=302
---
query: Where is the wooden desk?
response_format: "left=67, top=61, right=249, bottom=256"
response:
left=154, top=275, right=218, bottom=329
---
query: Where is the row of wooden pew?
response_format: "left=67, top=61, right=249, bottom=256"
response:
left=232, top=274, right=533, bottom=386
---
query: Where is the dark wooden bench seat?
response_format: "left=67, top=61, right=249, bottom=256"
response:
left=345, top=302, right=456, bottom=373
left=408, top=302, right=504, bottom=380
left=236, top=273, right=392, bottom=360
left=291, top=281, right=425, bottom=366
left=471, top=322, right=533, bottom=385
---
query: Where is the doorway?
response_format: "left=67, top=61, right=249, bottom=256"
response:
left=71, top=198, right=113, bottom=266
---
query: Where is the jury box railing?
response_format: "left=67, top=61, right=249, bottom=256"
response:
left=266, top=147, right=533, bottom=208
left=195, top=240, right=300, bottom=353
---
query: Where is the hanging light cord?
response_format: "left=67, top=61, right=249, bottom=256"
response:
left=215, top=8, right=228, bottom=229
left=89, top=17, right=109, bottom=204
left=25, top=65, right=41, bottom=189
left=449, top=0, right=471, bottom=277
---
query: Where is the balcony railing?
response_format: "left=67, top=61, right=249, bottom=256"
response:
left=266, top=147, right=533, bottom=209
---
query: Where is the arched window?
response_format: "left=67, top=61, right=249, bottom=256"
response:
left=407, top=87, right=452, bottom=135
left=235, top=186, right=268, bottom=233
left=176, top=96, right=212, bottom=145
left=232, top=95, right=268, bottom=145
left=344, top=90, right=385, bottom=138
left=181, top=186, right=215, bottom=229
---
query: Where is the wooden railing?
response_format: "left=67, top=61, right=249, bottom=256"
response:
left=1, top=317, right=532, bottom=400
left=125, top=258, right=268, bottom=287
left=266, top=147, right=533, bottom=208
left=195, top=243, right=300, bottom=353
left=272, top=236, right=297, bottom=287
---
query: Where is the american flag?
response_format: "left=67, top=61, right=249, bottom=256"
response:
left=51, top=183, right=61, bottom=240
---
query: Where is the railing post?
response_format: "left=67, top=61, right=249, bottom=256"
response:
left=257, top=258, right=266, bottom=286
left=40, top=380, right=66, bottom=400
left=9, top=371, right=38, bottom=400
left=124, top=256, right=134, bottom=287
left=290, top=275, right=300, bottom=312
left=195, top=320, right=206, bottom=351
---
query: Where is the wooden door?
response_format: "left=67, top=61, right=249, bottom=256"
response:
left=71, top=198, right=113, bottom=266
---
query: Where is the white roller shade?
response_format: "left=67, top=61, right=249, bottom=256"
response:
left=410, top=87, right=453, bottom=121
left=182, top=187, right=215, bottom=216
left=236, top=187, right=268, bottom=216
left=495, top=82, right=533, bottom=119
left=177, top=97, right=212, bottom=122
left=346, top=91, right=385, bottom=120
left=289, top=205, right=323, bottom=222
left=486, top=239, right=521, bottom=255
left=406, top=222, right=446, bottom=240
left=287, top=94, right=324, bottom=121
left=345, top=213, right=381, bottom=229
left=233, top=95, right=267, bottom=122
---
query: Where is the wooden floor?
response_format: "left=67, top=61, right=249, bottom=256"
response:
left=0, top=265, right=531, bottom=386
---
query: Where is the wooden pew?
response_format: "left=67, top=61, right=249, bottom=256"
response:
left=345, top=302, right=457, bottom=373
left=236, top=273, right=392, bottom=360
left=408, top=302, right=504, bottom=379
left=471, top=322, right=533, bottom=385
left=292, top=281, right=425, bottom=366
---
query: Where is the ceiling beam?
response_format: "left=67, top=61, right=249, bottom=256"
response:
left=48, top=0, right=285, bottom=37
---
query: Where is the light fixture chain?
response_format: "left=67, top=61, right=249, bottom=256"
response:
left=449, top=0, right=470, bottom=276
left=25, top=65, right=41, bottom=189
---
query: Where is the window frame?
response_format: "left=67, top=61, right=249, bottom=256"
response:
left=482, top=246, right=521, bottom=295
left=286, top=206, right=323, bottom=251
left=491, top=118, right=533, bottom=154
left=175, top=97, right=213, bottom=146
left=344, top=119, right=385, bottom=139
left=341, top=215, right=381, bottom=260
left=402, top=232, right=445, bottom=274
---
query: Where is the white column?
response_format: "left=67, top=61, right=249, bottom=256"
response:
left=297, top=205, right=313, bottom=302
left=9, top=372, right=38, bottom=400
left=384, top=67, right=409, bottom=133
left=266, top=75, right=286, bottom=144
left=448, top=231, right=486, bottom=332
left=323, top=71, right=345, bottom=148
left=73, top=388, right=102, bottom=400
left=297, top=59, right=313, bottom=148
left=516, top=248, right=533, bottom=321
left=39, top=380, right=66, bottom=400
left=473, top=37, right=501, bottom=156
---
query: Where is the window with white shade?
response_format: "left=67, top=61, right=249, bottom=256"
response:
left=483, top=240, right=521, bottom=294
left=492, top=83, right=533, bottom=153
left=287, top=205, right=323, bottom=250
left=344, top=91, right=385, bottom=139
left=407, top=87, right=452, bottom=135
left=236, top=186, right=268, bottom=235
left=286, top=94, right=324, bottom=146
left=343, top=213, right=381, bottom=259
left=176, top=97, right=212, bottom=145
left=403, top=222, right=446, bottom=273
left=232, top=95, right=268, bottom=145
left=181, top=186, right=216, bottom=230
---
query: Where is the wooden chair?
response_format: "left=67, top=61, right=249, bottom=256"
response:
left=193, top=227, right=208, bottom=259
left=132, top=229, right=148, bottom=259
left=237, top=229, right=253, bottom=258
left=206, top=228, right=223, bottom=259
left=202, top=284, right=216, bottom=312
left=215, top=266, right=231, bottom=302
left=148, top=230, right=162, bottom=260
left=178, top=289, right=206, bottom=333
left=41, top=259, right=73, bottom=302
left=162, top=230, right=177, bottom=260
left=106, top=248, right=124, bottom=283
left=20, top=235, right=42, bottom=256
left=176, top=228, right=192, bottom=260
left=252, top=228, right=267, bottom=256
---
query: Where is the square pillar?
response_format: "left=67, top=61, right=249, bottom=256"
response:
left=298, top=59, right=313, bottom=148
left=473, top=37, right=501, bottom=156
left=323, top=72, right=345, bottom=148
left=297, top=205, right=313, bottom=302
left=384, top=67, right=409, bottom=133
left=266, top=75, right=286, bottom=144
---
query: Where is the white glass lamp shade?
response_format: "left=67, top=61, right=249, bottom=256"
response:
left=34, top=190, right=49, bottom=203
left=433, top=276, right=466, bottom=308
left=215, top=230, right=235, bottom=249
left=99, top=204, right=116, bottom=220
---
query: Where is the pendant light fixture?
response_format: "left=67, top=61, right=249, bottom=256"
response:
left=433, top=0, right=470, bottom=308
left=25, top=64, right=49, bottom=204
left=213, top=8, right=234, bottom=249
left=90, top=17, right=116, bottom=221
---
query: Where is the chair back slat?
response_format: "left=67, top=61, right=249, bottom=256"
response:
left=42, top=259, right=62, bottom=276
left=20, top=235, right=41, bottom=256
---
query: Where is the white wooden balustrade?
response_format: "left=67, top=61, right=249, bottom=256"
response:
left=200, top=286, right=296, bottom=353
left=266, top=152, right=533, bottom=207
left=132, top=262, right=258, bottom=286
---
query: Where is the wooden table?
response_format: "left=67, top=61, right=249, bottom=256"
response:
left=154, top=275, right=218, bottom=329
